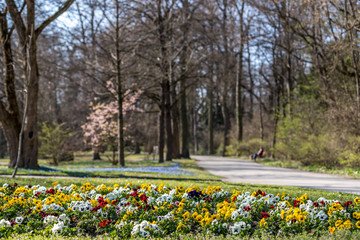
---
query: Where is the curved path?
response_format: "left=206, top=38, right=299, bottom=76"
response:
left=193, top=155, right=360, bottom=195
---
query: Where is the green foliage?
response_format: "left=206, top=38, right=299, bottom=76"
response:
left=339, top=136, right=360, bottom=168
left=274, top=115, right=339, bottom=168
left=226, top=138, right=270, bottom=157
left=39, top=122, right=72, bottom=166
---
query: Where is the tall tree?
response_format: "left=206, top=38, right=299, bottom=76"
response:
left=0, top=0, right=75, bottom=168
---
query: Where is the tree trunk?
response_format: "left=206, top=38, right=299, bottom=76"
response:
left=208, top=86, right=214, bottom=155
left=93, top=149, right=101, bottom=160
left=21, top=21, right=39, bottom=169
left=180, top=75, right=190, bottom=159
left=165, top=80, right=173, bottom=161
left=2, top=122, right=21, bottom=167
left=116, top=0, right=125, bottom=167
left=222, top=97, right=230, bottom=157
left=172, top=104, right=181, bottom=159
left=237, top=1, right=245, bottom=140
left=259, top=87, right=264, bottom=140
left=134, top=142, right=141, bottom=154
left=193, top=105, right=199, bottom=154
left=112, top=146, right=117, bottom=165
left=158, top=100, right=165, bottom=163
left=0, top=10, right=21, bottom=167
left=237, top=50, right=244, bottom=142
left=0, top=129, right=6, bottom=158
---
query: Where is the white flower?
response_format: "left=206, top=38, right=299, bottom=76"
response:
left=3, top=183, right=9, bottom=188
left=51, top=222, right=64, bottom=234
left=59, top=214, right=70, bottom=223
left=242, top=211, right=250, bottom=218
left=44, top=215, right=58, bottom=225
left=0, top=219, right=11, bottom=227
left=139, top=230, right=149, bottom=237
left=231, top=211, right=239, bottom=220
left=15, top=216, right=24, bottom=224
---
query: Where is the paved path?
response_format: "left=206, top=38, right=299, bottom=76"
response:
left=193, top=155, right=360, bottom=195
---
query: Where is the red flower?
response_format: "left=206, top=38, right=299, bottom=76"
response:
left=313, top=202, right=319, bottom=207
left=244, top=206, right=251, bottom=211
left=293, top=200, right=300, bottom=207
left=269, top=206, right=275, bottom=209
left=140, top=194, right=148, bottom=202
left=343, top=201, right=353, bottom=207
left=261, top=212, right=270, bottom=218
left=320, top=201, right=325, bottom=206
left=99, top=219, right=111, bottom=227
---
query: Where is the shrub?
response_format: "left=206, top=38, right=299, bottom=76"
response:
left=39, top=122, right=72, bottom=166
left=226, top=138, right=270, bottom=157
left=274, top=117, right=339, bottom=168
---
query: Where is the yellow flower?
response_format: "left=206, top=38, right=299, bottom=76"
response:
left=35, top=204, right=43, bottom=212
left=195, top=215, right=203, bottom=221
left=355, top=197, right=360, bottom=204
left=354, top=212, right=360, bottom=220
left=356, top=221, right=360, bottom=228
left=260, top=217, right=267, bottom=227
left=192, top=212, right=198, bottom=219
left=122, top=214, right=128, bottom=221
left=52, top=182, right=58, bottom=187
left=297, top=215, right=306, bottom=223
left=71, top=185, right=77, bottom=190
left=293, top=208, right=301, bottom=216
left=329, top=226, right=335, bottom=234
left=182, top=211, right=190, bottom=220
left=343, top=220, right=353, bottom=229
left=177, top=221, right=185, bottom=231
left=335, top=220, right=343, bottom=227
left=281, top=210, right=285, bottom=220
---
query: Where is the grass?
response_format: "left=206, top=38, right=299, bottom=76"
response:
left=256, top=157, right=360, bottom=179
left=0, top=152, right=217, bottom=180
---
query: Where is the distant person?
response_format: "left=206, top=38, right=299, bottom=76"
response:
left=250, top=147, right=264, bottom=160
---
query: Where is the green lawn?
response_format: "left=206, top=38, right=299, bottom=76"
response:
left=256, top=157, right=360, bottom=179
left=0, top=152, right=217, bottom=180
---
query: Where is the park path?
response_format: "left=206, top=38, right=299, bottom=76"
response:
left=193, top=155, right=360, bottom=195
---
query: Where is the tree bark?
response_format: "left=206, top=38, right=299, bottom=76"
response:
left=172, top=102, right=181, bottom=159
left=158, top=104, right=165, bottom=163
left=165, top=80, right=173, bottom=161
left=93, top=148, right=101, bottom=160
left=115, top=0, right=125, bottom=167
left=0, top=10, right=22, bottom=167
left=208, top=85, right=214, bottom=155
left=180, top=79, right=190, bottom=158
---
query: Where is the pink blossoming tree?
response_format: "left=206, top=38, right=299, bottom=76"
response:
left=82, top=89, right=142, bottom=165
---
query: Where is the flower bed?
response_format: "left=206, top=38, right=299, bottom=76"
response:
left=0, top=182, right=359, bottom=238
